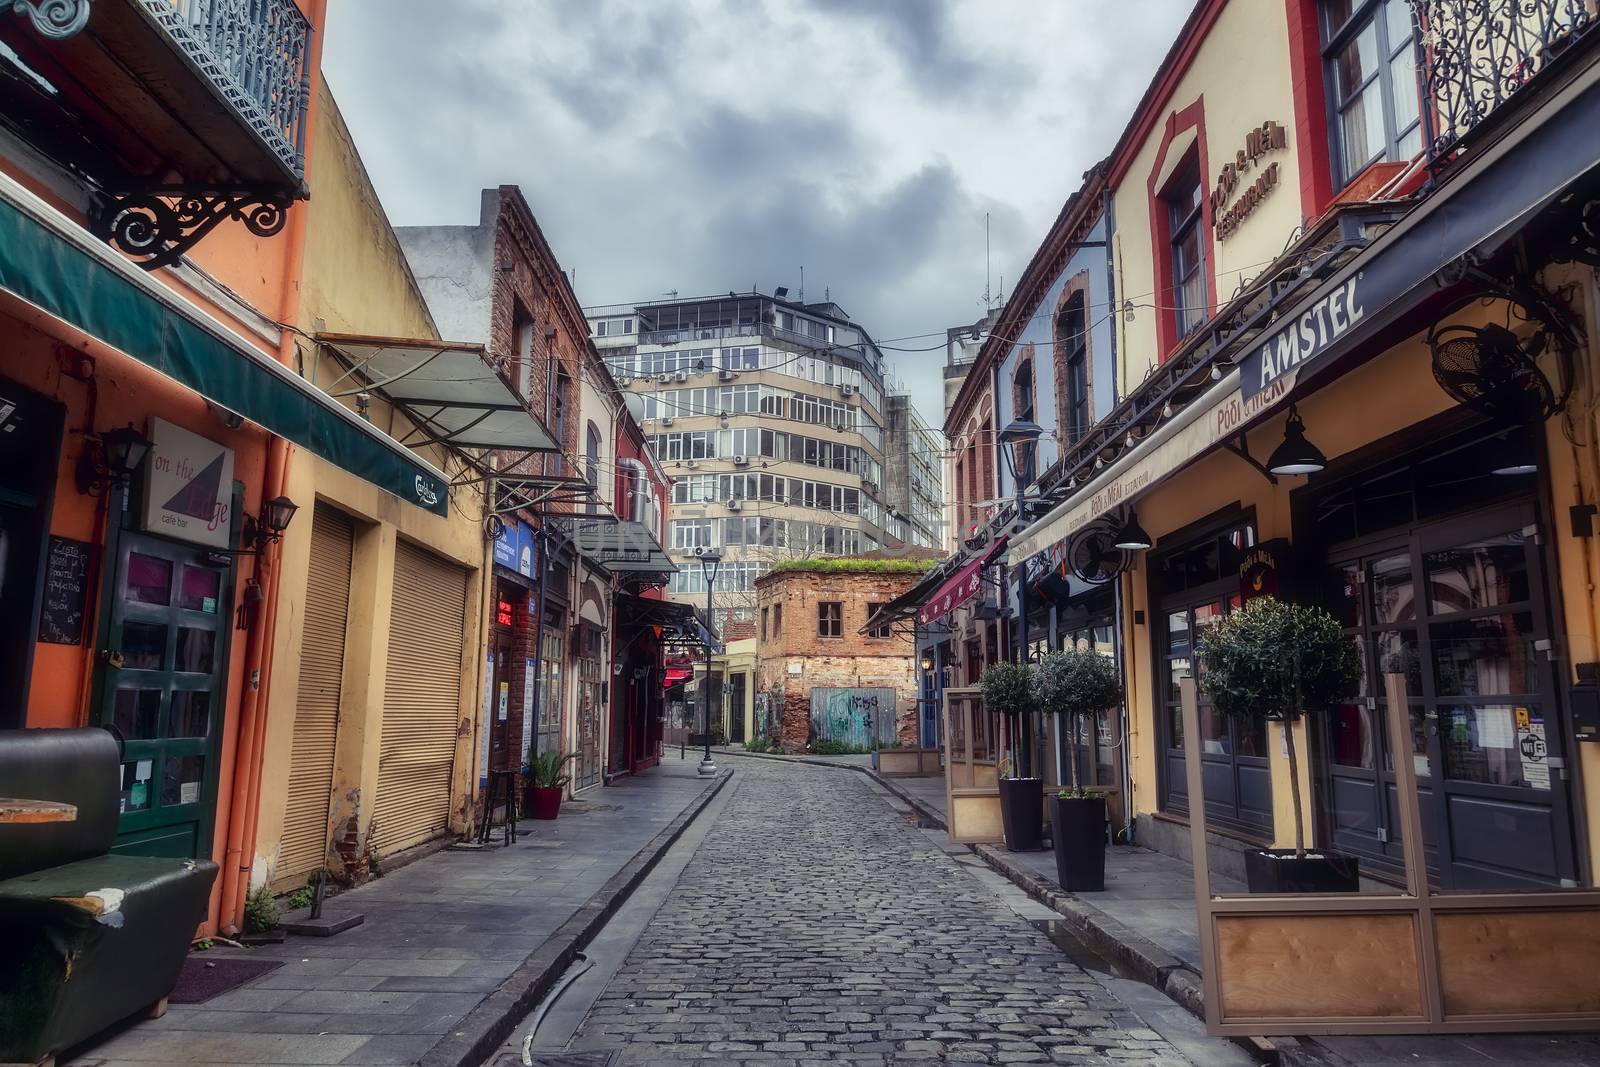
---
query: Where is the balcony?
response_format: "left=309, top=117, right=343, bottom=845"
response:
left=1414, top=0, right=1597, bottom=166
left=1, top=0, right=312, bottom=268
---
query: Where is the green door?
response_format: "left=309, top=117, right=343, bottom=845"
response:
left=99, top=531, right=233, bottom=858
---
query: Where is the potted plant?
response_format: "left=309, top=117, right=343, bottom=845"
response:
left=1196, top=596, right=1363, bottom=893
left=1037, top=649, right=1122, bottom=891
left=524, top=751, right=576, bottom=820
left=978, top=659, right=1044, bottom=852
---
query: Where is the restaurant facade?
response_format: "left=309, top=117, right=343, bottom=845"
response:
left=904, top=0, right=1600, bottom=902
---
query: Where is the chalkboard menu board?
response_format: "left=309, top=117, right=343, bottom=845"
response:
left=40, top=536, right=92, bottom=645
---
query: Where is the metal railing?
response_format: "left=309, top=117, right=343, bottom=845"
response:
left=140, top=0, right=312, bottom=179
left=1414, top=0, right=1596, bottom=165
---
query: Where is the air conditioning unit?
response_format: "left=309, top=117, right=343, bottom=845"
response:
left=685, top=459, right=698, bottom=469
left=733, top=455, right=749, bottom=467
left=863, top=479, right=878, bottom=494
left=657, top=374, right=671, bottom=384
left=718, top=370, right=736, bottom=382
left=675, top=371, right=688, bottom=383
left=726, top=499, right=743, bottom=512
left=661, top=417, right=674, bottom=427
left=617, top=375, right=632, bottom=385
left=838, top=384, right=856, bottom=397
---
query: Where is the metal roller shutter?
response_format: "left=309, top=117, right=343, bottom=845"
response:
left=276, top=504, right=354, bottom=888
left=372, top=538, right=469, bottom=855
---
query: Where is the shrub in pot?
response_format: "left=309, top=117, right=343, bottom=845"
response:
left=1196, top=596, right=1362, bottom=893
left=978, top=660, right=1044, bottom=852
left=525, top=751, right=576, bottom=820
left=1037, top=648, right=1121, bottom=891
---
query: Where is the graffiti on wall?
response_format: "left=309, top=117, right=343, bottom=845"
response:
left=809, top=687, right=897, bottom=749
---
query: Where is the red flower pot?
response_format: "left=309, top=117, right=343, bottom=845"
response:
left=528, top=785, right=563, bottom=820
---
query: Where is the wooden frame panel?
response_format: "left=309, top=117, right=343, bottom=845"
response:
left=1182, top=674, right=1600, bottom=1036
left=877, top=747, right=942, bottom=777
left=944, top=687, right=1005, bottom=844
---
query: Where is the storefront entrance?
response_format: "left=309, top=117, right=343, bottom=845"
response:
left=1154, top=518, right=1271, bottom=836
left=1309, top=429, right=1579, bottom=889
left=100, top=531, right=232, bottom=858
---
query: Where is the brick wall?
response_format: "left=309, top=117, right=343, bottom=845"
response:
left=754, top=569, right=924, bottom=752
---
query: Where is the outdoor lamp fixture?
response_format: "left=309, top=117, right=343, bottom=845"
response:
left=76, top=423, right=152, bottom=495
left=1112, top=509, right=1153, bottom=552
left=1266, top=403, right=1327, bottom=476
left=695, top=546, right=723, bottom=778
left=1491, top=432, right=1538, bottom=476
left=997, top=418, right=1045, bottom=486
left=997, top=417, right=1044, bottom=781
left=242, top=495, right=300, bottom=552
left=920, top=651, right=934, bottom=672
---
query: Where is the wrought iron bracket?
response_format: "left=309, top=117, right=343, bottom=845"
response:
left=9, top=0, right=90, bottom=39
left=90, top=187, right=293, bottom=270
left=1221, top=433, right=1278, bottom=485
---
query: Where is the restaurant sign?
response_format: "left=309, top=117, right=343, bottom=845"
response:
left=1212, top=120, right=1288, bottom=241
left=141, top=418, right=234, bottom=549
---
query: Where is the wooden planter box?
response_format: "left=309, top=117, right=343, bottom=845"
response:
left=876, top=747, right=941, bottom=777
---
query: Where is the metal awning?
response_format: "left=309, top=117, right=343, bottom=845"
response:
left=1009, top=61, right=1600, bottom=567
left=617, top=593, right=720, bottom=652
left=919, top=538, right=1008, bottom=627
left=0, top=171, right=451, bottom=516
left=859, top=559, right=956, bottom=634
left=568, top=519, right=677, bottom=576
left=318, top=333, right=561, bottom=453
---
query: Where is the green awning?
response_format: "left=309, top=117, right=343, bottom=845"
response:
left=0, top=174, right=450, bottom=516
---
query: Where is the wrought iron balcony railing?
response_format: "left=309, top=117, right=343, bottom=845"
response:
left=1414, top=0, right=1597, bottom=166
left=139, top=0, right=312, bottom=179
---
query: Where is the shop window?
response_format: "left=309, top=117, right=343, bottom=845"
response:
left=1322, top=0, right=1422, bottom=186
left=818, top=601, right=843, bottom=639
left=866, top=602, right=891, bottom=639
left=1165, top=157, right=1208, bottom=339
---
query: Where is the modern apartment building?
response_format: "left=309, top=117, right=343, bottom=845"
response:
left=883, top=393, right=943, bottom=550
left=588, top=292, right=941, bottom=632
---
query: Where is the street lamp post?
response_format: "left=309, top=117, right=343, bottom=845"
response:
left=997, top=417, right=1043, bottom=781
left=697, top=547, right=722, bottom=777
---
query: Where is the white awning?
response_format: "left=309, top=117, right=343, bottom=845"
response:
left=318, top=333, right=560, bottom=452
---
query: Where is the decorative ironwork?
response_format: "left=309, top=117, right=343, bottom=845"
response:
left=9, top=0, right=89, bottom=37
left=1412, top=0, right=1596, bottom=166
left=137, top=0, right=312, bottom=180
left=90, top=188, right=291, bottom=270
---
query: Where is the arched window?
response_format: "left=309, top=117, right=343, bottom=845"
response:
left=1055, top=290, right=1090, bottom=445
left=585, top=421, right=603, bottom=515
left=1012, top=351, right=1036, bottom=424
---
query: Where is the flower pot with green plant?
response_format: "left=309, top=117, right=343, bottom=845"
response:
left=1037, top=648, right=1122, bottom=891
left=979, top=659, right=1044, bottom=852
left=1196, top=596, right=1363, bottom=893
left=524, top=751, right=576, bottom=820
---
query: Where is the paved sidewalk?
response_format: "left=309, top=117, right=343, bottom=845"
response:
left=729, top=752, right=1600, bottom=1067
left=68, top=756, right=723, bottom=1067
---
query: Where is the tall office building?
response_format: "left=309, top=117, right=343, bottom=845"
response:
left=588, top=292, right=942, bottom=632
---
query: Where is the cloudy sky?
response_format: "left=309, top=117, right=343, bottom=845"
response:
left=322, top=0, right=1191, bottom=425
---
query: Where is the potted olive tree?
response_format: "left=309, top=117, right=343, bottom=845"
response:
left=1196, top=596, right=1362, bottom=893
left=978, top=660, right=1043, bottom=851
left=524, top=751, right=576, bottom=820
left=1037, top=649, right=1121, bottom=891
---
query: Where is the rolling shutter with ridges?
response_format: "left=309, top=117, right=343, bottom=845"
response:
left=276, top=504, right=354, bottom=887
left=372, top=538, right=469, bottom=855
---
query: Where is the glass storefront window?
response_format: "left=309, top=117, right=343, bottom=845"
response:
left=1425, top=535, right=1529, bottom=615
left=122, top=622, right=167, bottom=670
left=1440, top=705, right=1548, bottom=790
left=113, top=688, right=161, bottom=739
left=1429, top=612, right=1537, bottom=697
left=126, top=553, right=171, bottom=605
left=162, top=755, right=204, bottom=806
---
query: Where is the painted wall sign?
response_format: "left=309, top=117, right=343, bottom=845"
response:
left=1212, top=120, right=1288, bottom=240
left=493, top=519, right=536, bottom=578
left=141, top=418, right=235, bottom=548
left=1239, top=276, right=1367, bottom=401
left=39, top=535, right=92, bottom=645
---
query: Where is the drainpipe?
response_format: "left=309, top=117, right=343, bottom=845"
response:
left=219, top=0, right=327, bottom=931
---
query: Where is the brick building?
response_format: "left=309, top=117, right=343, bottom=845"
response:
left=753, top=559, right=935, bottom=753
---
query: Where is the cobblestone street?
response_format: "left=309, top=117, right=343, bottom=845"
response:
left=563, top=760, right=1199, bottom=1065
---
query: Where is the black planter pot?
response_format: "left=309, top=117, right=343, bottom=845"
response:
left=997, top=777, right=1044, bottom=852
left=1052, top=794, right=1107, bottom=891
left=1243, top=848, right=1361, bottom=893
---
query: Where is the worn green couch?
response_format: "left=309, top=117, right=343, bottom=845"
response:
left=0, top=728, right=218, bottom=1064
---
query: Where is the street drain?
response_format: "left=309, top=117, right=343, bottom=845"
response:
left=900, top=810, right=939, bottom=829
left=1030, top=918, right=1132, bottom=979
left=512, top=1053, right=618, bottom=1067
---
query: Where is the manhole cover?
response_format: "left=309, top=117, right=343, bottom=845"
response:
left=523, top=1052, right=620, bottom=1067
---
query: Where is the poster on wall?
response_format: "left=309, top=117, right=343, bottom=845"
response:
left=479, top=652, right=495, bottom=786
left=522, top=658, right=537, bottom=765
left=141, top=419, right=235, bottom=548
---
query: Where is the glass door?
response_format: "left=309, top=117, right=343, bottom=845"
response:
left=1321, top=503, right=1578, bottom=888
left=100, top=531, right=232, bottom=858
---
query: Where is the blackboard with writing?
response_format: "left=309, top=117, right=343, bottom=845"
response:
left=39, top=536, right=92, bottom=646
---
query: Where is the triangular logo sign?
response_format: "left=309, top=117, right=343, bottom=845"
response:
left=162, top=452, right=225, bottom=520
